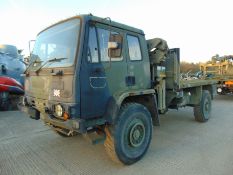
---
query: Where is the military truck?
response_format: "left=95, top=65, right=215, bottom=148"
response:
left=200, top=55, right=233, bottom=95
left=19, top=14, right=216, bottom=165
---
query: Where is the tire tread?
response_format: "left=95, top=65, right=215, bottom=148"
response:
left=104, top=103, right=152, bottom=165
left=193, top=90, right=211, bottom=122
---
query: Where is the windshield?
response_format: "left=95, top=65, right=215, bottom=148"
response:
left=31, top=18, right=80, bottom=68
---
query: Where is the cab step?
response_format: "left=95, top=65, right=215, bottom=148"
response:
left=83, top=128, right=106, bottom=145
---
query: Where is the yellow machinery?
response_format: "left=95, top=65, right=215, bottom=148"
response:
left=200, top=55, right=233, bottom=94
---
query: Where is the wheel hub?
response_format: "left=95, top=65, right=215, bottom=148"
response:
left=133, top=129, right=140, bottom=140
left=129, top=119, right=145, bottom=147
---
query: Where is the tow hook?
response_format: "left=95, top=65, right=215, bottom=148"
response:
left=47, top=123, right=75, bottom=137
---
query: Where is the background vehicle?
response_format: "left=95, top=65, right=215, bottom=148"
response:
left=200, top=55, right=233, bottom=95
left=20, top=15, right=216, bottom=165
left=0, top=44, right=25, bottom=110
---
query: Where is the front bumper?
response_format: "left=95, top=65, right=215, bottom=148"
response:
left=18, top=103, right=87, bottom=133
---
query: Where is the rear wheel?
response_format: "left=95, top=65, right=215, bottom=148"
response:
left=104, top=103, right=152, bottom=165
left=194, top=90, right=212, bottom=122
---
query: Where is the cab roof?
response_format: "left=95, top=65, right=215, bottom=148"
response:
left=38, top=14, right=145, bottom=36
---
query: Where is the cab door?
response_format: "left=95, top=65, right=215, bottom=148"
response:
left=125, top=33, right=151, bottom=90
left=80, top=22, right=127, bottom=119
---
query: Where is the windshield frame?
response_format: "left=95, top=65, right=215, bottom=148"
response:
left=30, top=16, right=82, bottom=70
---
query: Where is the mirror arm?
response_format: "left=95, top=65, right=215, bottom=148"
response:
left=29, top=40, right=35, bottom=56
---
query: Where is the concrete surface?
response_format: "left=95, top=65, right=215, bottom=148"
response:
left=0, top=95, right=233, bottom=175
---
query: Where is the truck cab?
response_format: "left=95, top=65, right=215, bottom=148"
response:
left=22, top=14, right=152, bottom=129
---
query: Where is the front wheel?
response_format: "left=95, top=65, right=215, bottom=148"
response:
left=193, top=90, right=212, bottom=122
left=104, top=103, right=152, bottom=165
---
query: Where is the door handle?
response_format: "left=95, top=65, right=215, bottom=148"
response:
left=125, top=76, right=135, bottom=86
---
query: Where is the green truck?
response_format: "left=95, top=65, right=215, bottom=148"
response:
left=20, top=14, right=216, bottom=165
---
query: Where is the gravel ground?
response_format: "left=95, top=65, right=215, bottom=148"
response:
left=0, top=95, right=233, bottom=175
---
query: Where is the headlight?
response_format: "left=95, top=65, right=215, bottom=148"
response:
left=217, top=88, right=222, bottom=93
left=55, top=104, right=63, bottom=117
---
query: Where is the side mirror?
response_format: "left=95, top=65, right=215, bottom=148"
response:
left=108, top=42, right=118, bottom=49
left=108, top=34, right=122, bottom=58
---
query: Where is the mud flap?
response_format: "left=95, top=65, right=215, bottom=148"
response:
left=103, top=96, right=119, bottom=124
left=151, top=95, right=160, bottom=126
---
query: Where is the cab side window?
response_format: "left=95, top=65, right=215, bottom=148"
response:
left=97, top=28, right=110, bottom=62
left=127, top=35, right=142, bottom=61
left=97, top=28, right=123, bottom=62
left=88, top=25, right=123, bottom=63
left=88, top=26, right=99, bottom=63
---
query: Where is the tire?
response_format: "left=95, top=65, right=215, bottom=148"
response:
left=104, top=103, right=152, bottom=165
left=194, top=90, right=212, bottom=122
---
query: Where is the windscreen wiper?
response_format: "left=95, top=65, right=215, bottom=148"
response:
left=35, top=57, right=68, bottom=73
left=23, top=58, right=42, bottom=75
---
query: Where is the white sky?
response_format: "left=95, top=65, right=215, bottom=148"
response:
left=0, top=0, right=233, bottom=63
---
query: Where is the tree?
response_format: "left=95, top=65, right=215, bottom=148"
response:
left=180, top=61, right=199, bottom=73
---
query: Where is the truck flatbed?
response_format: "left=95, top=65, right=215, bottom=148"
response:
left=180, top=79, right=217, bottom=89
